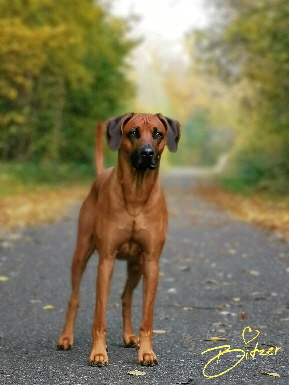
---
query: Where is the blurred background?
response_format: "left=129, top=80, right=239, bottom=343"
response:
left=1, top=0, right=289, bottom=228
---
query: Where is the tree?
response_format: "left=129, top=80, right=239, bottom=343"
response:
left=189, top=0, right=289, bottom=189
left=0, top=0, right=136, bottom=162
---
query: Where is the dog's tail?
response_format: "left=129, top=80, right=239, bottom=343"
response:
left=95, top=122, right=104, bottom=175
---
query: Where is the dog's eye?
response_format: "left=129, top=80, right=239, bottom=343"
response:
left=153, top=129, right=163, bottom=140
left=127, top=128, right=140, bottom=139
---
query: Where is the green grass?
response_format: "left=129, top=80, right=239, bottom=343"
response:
left=0, top=161, right=95, bottom=197
left=218, top=174, right=289, bottom=197
left=218, top=176, right=254, bottom=194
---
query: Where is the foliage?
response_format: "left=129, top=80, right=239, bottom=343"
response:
left=0, top=161, right=95, bottom=196
left=179, top=108, right=232, bottom=166
left=0, top=0, right=136, bottom=162
left=189, top=0, right=289, bottom=191
left=136, top=52, right=233, bottom=167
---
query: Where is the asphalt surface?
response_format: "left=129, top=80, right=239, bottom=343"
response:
left=1, top=171, right=289, bottom=385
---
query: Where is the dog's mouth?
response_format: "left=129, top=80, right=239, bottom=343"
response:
left=130, top=145, right=159, bottom=170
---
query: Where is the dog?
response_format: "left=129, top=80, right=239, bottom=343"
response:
left=57, top=113, right=180, bottom=366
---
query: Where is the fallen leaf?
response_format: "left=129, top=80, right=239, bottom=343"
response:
left=153, top=330, right=167, bottom=334
left=1, top=242, right=12, bottom=248
left=261, top=372, right=280, bottom=377
left=249, top=270, right=260, bottom=276
left=159, top=271, right=165, bottom=276
left=127, top=370, right=146, bottom=376
left=281, top=318, right=289, bottom=322
left=232, top=297, right=241, bottom=302
left=9, top=233, right=22, bottom=241
left=43, top=305, right=54, bottom=310
left=183, top=307, right=194, bottom=311
left=0, top=276, right=9, bottom=282
left=239, top=311, right=247, bottom=320
left=179, top=265, right=190, bottom=271
left=164, top=277, right=175, bottom=282
left=205, top=337, right=229, bottom=342
left=167, top=288, right=177, bottom=294
left=219, top=311, right=231, bottom=316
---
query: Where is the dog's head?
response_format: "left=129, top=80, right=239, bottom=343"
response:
left=106, top=113, right=180, bottom=170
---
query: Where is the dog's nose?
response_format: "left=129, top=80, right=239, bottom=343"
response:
left=140, top=145, right=155, bottom=158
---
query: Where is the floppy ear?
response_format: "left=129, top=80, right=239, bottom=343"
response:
left=156, top=113, right=181, bottom=152
left=105, top=113, right=134, bottom=151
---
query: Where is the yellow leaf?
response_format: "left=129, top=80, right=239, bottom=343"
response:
left=153, top=330, right=167, bottom=334
left=0, top=276, right=9, bottom=282
left=261, top=372, right=280, bottom=377
left=233, top=297, right=241, bottom=302
left=43, top=305, right=54, bottom=310
left=127, top=370, right=146, bottom=376
left=206, top=337, right=229, bottom=342
left=249, top=270, right=260, bottom=276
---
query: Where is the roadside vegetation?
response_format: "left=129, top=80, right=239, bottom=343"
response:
left=188, top=0, right=289, bottom=194
left=0, top=0, right=133, bottom=230
left=194, top=178, right=289, bottom=241
left=1, top=1, right=289, bottom=238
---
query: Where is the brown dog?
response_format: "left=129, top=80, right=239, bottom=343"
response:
left=57, top=113, right=180, bottom=366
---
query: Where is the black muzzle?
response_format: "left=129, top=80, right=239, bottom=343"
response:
left=130, top=144, right=158, bottom=170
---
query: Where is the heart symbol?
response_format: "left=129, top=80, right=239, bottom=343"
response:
left=242, top=326, right=260, bottom=344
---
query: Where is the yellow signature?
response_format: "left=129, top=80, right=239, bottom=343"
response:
left=201, top=326, right=282, bottom=378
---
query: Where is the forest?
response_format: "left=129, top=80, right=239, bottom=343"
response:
left=1, top=0, right=289, bottom=194
left=0, top=0, right=135, bottom=165
left=189, top=0, right=289, bottom=192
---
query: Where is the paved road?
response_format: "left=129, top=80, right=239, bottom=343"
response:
left=1, top=172, right=289, bottom=385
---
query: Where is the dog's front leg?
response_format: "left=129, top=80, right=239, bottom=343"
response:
left=89, top=256, right=114, bottom=366
left=138, top=256, right=159, bottom=366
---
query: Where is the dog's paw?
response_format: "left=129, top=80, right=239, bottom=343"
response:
left=89, top=351, right=109, bottom=367
left=124, top=334, right=140, bottom=348
left=57, top=335, right=73, bottom=350
left=138, top=350, right=158, bottom=366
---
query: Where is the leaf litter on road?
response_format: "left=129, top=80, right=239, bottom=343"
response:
left=127, top=369, right=146, bottom=376
left=261, top=372, right=280, bottom=377
left=205, top=337, right=229, bottom=342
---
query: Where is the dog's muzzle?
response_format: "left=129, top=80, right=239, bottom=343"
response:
left=130, top=144, right=159, bottom=170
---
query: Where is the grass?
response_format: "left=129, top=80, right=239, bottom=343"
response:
left=0, top=161, right=95, bottom=197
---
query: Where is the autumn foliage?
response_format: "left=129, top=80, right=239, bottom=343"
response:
left=0, top=0, right=136, bottom=162
left=190, top=0, right=289, bottom=192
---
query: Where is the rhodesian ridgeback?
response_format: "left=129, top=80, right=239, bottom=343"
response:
left=57, top=113, right=180, bottom=366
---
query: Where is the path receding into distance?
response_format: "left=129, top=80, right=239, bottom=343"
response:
left=1, top=170, right=289, bottom=385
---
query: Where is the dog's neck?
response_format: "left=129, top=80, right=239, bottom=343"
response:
left=116, top=156, right=161, bottom=216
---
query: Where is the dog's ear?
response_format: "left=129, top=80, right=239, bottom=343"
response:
left=156, top=114, right=181, bottom=152
left=106, top=113, right=134, bottom=151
